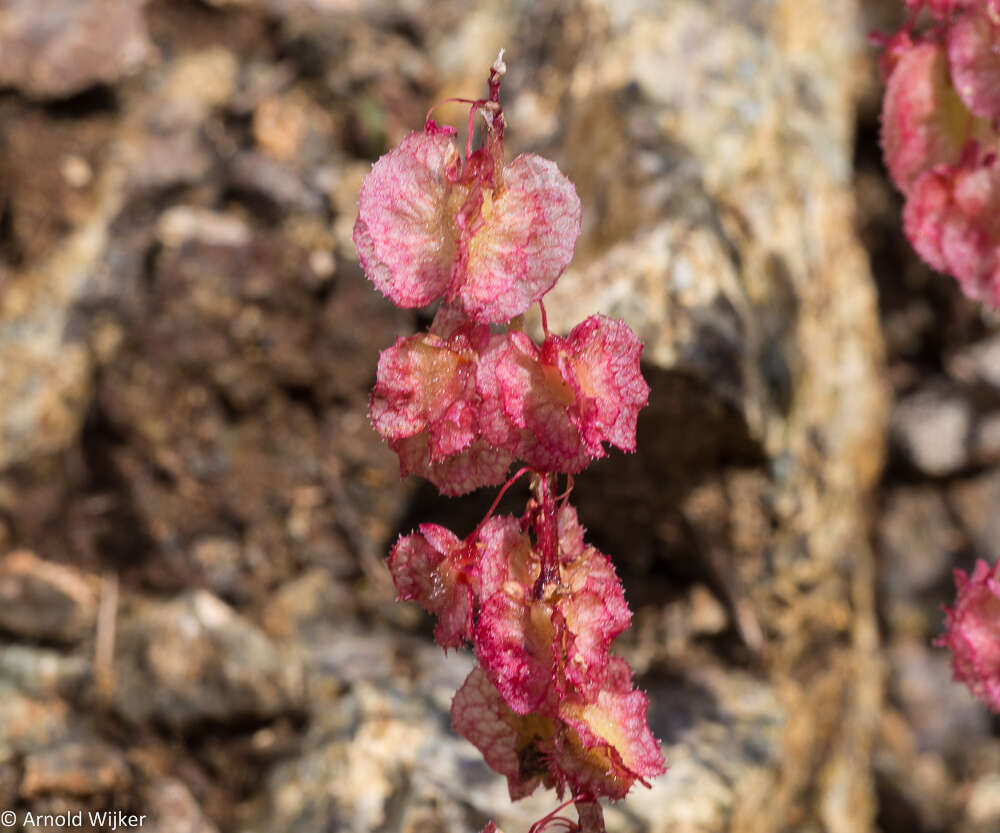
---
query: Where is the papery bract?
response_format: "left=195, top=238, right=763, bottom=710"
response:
left=554, top=658, right=665, bottom=800
left=936, top=558, right=1000, bottom=712
left=463, top=153, right=583, bottom=323
left=546, top=315, right=649, bottom=458
left=904, top=144, right=1000, bottom=304
left=370, top=327, right=514, bottom=495
left=558, top=544, right=631, bottom=699
left=452, top=665, right=555, bottom=800
left=387, top=524, right=478, bottom=648
left=482, top=316, right=649, bottom=473
left=475, top=506, right=632, bottom=713
left=453, top=660, right=665, bottom=803
left=881, top=40, right=971, bottom=194
left=355, top=130, right=581, bottom=324
left=947, top=5, right=1000, bottom=121
left=355, top=131, right=461, bottom=308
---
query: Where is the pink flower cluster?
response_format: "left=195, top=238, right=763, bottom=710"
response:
left=355, top=54, right=664, bottom=831
left=878, top=1, right=1000, bottom=304
left=391, top=504, right=664, bottom=801
left=369, top=310, right=647, bottom=495
left=936, top=558, right=1000, bottom=712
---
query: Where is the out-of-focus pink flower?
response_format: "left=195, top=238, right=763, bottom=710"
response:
left=881, top=39, right=972, bottom=194
left=947, top=5, right=1000, bottom=121
left=904, top=144, right=1000, bottom=304
left=354, top=129, right=581, bottom=323
left=936, top=558, right=1000, bottom=712
left=878, top=4, right=1000, bottom=307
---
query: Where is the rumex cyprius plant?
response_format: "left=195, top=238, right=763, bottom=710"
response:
left=876, top=1, right=1000, bottom=304
left=355, top=53, right=665, bottom=833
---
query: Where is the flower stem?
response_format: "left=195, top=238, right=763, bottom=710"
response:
left=532, top=472, right=560, bottom=598
left=574, top=800, right=606, bottom=833
left=473, top=466, right=531, bottom=538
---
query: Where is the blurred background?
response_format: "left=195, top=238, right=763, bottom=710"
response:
left=0, top=0, right=998, bottom=831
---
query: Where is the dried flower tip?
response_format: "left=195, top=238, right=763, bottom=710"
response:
left=493, top=48, right=507, bottom=78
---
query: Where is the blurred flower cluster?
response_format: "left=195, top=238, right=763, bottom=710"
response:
left=878, top=1, right=1000, bottom=304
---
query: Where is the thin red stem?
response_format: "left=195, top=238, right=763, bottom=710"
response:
left=539, top=299, right=550, bottom=338
left=529, top=797, right=580, bottom=833
left=556, top=474, right=575, bottom=507
left=472, top=466, right=531, bottom=538
left=424, top=97, right=479, bottom=130
left=574, top=800, right=606, bottom=833
left=465, top=100, right=482, bottom=164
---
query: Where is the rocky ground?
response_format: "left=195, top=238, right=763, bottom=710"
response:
left=0, top=1, right=997, bottom=832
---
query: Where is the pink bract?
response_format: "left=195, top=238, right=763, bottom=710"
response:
left=354, top=131, right=461, bottom=308
left=558, top=546, right=632, bottom=699
left=936, top=558, right=1000, bottom=712
left=903, top=145, right=1000, bottom=304
left=370, top=327, right=514, bottom=495
left=555, top=658, right=665, bottom=799
left=452, top=661, right=665, bottom=803
left=474, top=515, right=632, bottom=714
left=354, top=129, right=581, bottom=323
left=947, top=5, right=1000, bottom=121
left=387, top=524, right=478, bottom=649
left=546, top=315, right=649, bottom=457
left=881, top=39, right=971, bottom=195
left=483, top=316, right=649, bottom=473
left=452, top=666, right=555, bottom=800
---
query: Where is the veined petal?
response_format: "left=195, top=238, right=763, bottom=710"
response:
left=947, top=6, right=1000, bottom=122
left=881, top=41, right=971, bottom=195
left=460, top=154, right=582, bottom=322
left=451, top=666, right=555, bottom=800
left=476, top=593, right=557, bottom=714
left=355, top=131, right=464, bottom=308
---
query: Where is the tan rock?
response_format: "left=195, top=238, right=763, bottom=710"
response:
left=20, top=740, right=130, bottom=799
left=0, top=0, right=150, bottom=99
left=0, top=551, right=98, bottom=644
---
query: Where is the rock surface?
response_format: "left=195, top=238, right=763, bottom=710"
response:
left=0, top=0, right=150, bottom=99
left=113, top=590, right=304, bottom=729
left=0, top=551, right=98, bottom=643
